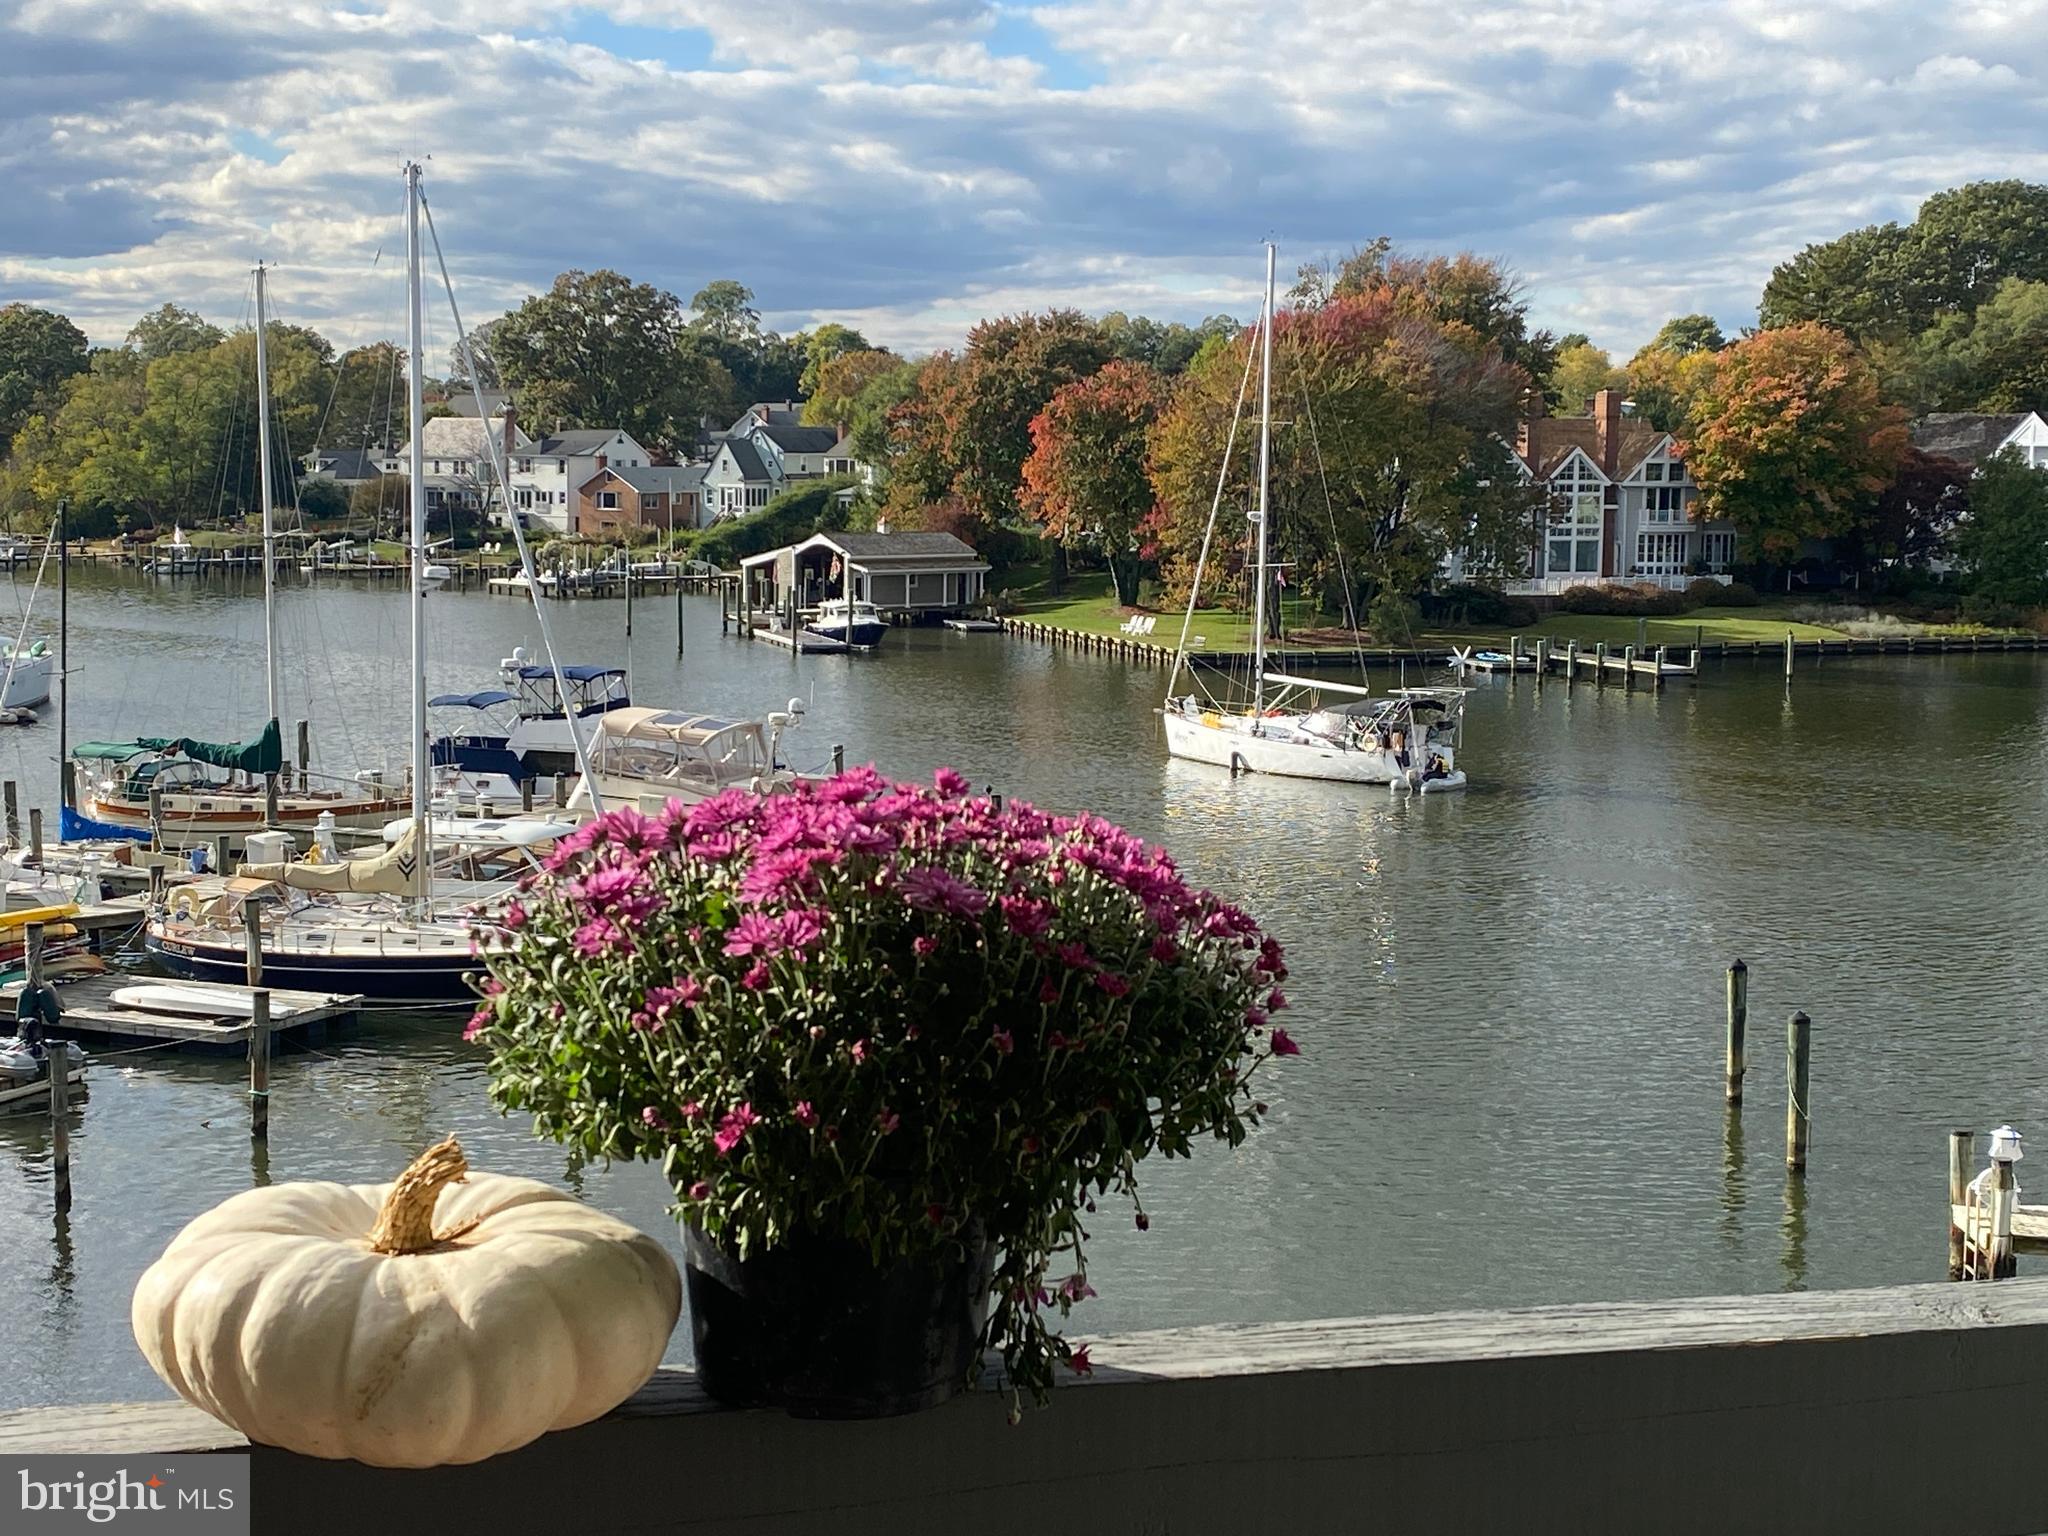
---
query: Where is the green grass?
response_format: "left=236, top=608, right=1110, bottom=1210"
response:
left=1427, top=606, right=1849, bottom=647
left=992, top=566, right=1314, bottom=651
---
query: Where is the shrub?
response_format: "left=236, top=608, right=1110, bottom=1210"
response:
left=1960, top=594, right=2031, bottom=629
left=1425, top=582, right=1539, bottom=628
left=1559, top=583, right=1689, bottom=616
left=1710, top=581, right=1760, bottom=607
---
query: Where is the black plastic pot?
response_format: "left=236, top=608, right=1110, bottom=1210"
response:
left=683, top=1224, right=994, bottom=1418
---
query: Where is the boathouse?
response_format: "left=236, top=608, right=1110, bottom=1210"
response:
left=740, top=530, right=990, bottom=619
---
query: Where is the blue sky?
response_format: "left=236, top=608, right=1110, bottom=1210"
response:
left=4, top=0, right=2046, bottom=362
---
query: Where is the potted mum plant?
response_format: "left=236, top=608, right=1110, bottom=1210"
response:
left=470, top=766, right=1293, bottom=1418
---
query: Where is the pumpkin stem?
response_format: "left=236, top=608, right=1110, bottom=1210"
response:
left=368, top=1135, right=470, bottom=1255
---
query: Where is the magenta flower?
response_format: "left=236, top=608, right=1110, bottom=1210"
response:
left=1270, top=1027, right=1301, bottom=1057
left=991, top=1027, right=1014, bottom=1055
left=1057, top=1274, right=1097, bottom=1303
left=502, top=900, right=526, bottom=931
left=1038, top=977, right=1060, bottom=1004
left=1055, top=941, right=1093, bottom=970
left=876, top=1106, right=900, bottom=1135
left=571, top=864, right=641, bottom=910
left=897, top=865, right=990, bottom=918
left=573, top=917, right=629, bottom=957
left=793, top=1101, right=818, bottom=1128
left=1245, top=1007, right=1269, bottom=1030
left=462, top=1007, right=490, bottom=1042
left=723, top=911, right=786, bottom=958
left=741, top=960, right=771, bottom=991
left=777, top=908, right=826, bottom=953
left=1095, top=972, right=1131, bottom=998
left=1066, top=1345, right=1094, bottom=1376
left=932, top=766, right=972, bottom=797
left=849, top=1039, right=867, bottom=1064
left=1267, top=988, right=1289, bottom=1012
left=913, top=935, right=938, bottom=958
left=687, top=1180, right=712, bottom=1201
left=713, top=1103, right=759, bottom=1156
left=645, top=977, right=704, bottom=1021
left=1149, top=934, right=1178, bottom=963
left=680, top=1100, right=703, bottom=1123
left=1000, top=894, right=1053, bottom=939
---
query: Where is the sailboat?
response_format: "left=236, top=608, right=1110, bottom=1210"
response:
left=1159, top=245, right=1471, bottom=790
left=66, top=263, right=410, bottom=846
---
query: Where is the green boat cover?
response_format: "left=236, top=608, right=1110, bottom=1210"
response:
left=75, top=717, right=282, bottom=775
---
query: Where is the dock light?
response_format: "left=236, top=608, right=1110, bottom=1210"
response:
left=1990, top=1125, right=2025, bottom=1164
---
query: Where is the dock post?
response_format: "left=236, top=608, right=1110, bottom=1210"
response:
left=297, top=720, right=310, bottom=793
left=1655, top=646, right=1668, bottom=690
left=1533, top=638, right=1547, bottom=684
left=1636, top=615, right=1648, bottom=650
left=1949, top=1129, right=1974, bottom=1279
left=625, top=562, right=634, bottom=638
left=26, top=919, right=44, bottom=989
left=833, top=744, right=845, bottom=775
left=264, top=774, right=279, bottom=829
left=1509, top=634, right=1522, bottom=671
left=1987, top=1127, right=2022, bottom=1279
left=4, top=778, right=18, bottom=844
left=243, top=898, right=263, bottom=989
left=27, top=807, right=42, bottom=868
left=149, top=785, right=164, bottom=850
left=1623, top=644, right=1636, bottom=691
left=214, top=833, right=230, bottom=875
left=521, top=778, right=534, bottom=814
left=249, top=990, right=271, bottom=1142
left=46, top=1038, right=71, bottom=1213
left=677, top=579, right=685, bottom=657
left=1784, top=631, right=1794, bottom=679
left=1725, top=959, right=1748, bottom=1105
left=1594, top=641, right=1607, bottom=685
left=1785, top=1011, right=1811, bottom=1172
left=554, top=776, right=568, bottom=809
left=1565, top=640, right=1578, bottom=686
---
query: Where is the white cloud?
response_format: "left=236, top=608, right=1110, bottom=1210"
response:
left=3, top=0, right=2047, bottom=360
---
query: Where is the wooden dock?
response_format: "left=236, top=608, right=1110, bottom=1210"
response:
left=1, top=972, right=361, bottom=1045
left=750, top=621, right=852, bottom=654
left=1953, top=1202, right=2048, bottom=1256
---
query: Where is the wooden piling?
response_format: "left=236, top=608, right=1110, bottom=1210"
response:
left=27, top=920, right=44, bottom=989
left=1623, top=644, right=1637, bottom=691
left=1565, top=640, right=1578, bottom=686
left=554, top=776, right=568, bottom=810
left=297, top=720, right=310, bottom=793
left=1949, top=1130, right=1973, bottom=1279
left=1784, top=631, right=1794, bottom=679
left=1594, top=641, right=1607, bottom=685
left=833, top=744, right=846, bottom=775
left=214, top=833, right=231, bottom=875
left=1990, top=1155, right=2019, bottom=1279
left=243, top=898, right=263, bottom=989
left=1725, top=959, right=1748, bottom=1105
left=521, top=778, right=535, bottom=813
left=625, top=562, right=634, bottom=637
left=264, top=774, right=280, bottom=829
left=676, top=579, right=685, bottom=657
left=249, top=990, right=271, bottom=1142
left=148, top=865, right=165, bottom=910
left=27, top=807, right=42, bottom=867
left=1785, top=1011, right=1811, bottom=1171
left=46, top=1034, right=71, bottom=1213
left=4, top=779, right=18, bottom=844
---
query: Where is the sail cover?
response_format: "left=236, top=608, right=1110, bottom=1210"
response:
left=132, top=718, right=283, bottom=776
left=243, top=825, right=417, bottom=895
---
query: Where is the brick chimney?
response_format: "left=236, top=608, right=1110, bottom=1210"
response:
left=1593, top=389, right=1623, bottom=477
left=595, top=453, right=608, bottom=471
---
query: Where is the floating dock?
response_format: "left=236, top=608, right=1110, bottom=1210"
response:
left=0, top=1064, right=83, bottom=1112
left=1, top=973, right=362, bottom=1046
left=943, top=618, right=1004, bottom=633
left=749, top=622, right=852, bottom=654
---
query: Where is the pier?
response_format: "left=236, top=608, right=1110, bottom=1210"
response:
left=0, top=971, right=360, bottom=1046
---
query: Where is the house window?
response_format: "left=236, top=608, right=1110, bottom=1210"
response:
left=518, top=458, right=532, bottom=473
left=641, top=494, right=658, bottom=511
left=597, top=491, right=619, bottom=510
left=1635, top=531, right=1688, bottom=575
left=431, top=459, right=442, bottom=474
left=516, top=489, right=533, bottom=508
left=1646, top=485, right=1686, bottom=523
left=1701, top=532, right=1736, bottom=570
left=1545, top=457, right=1605, bottom=576
left=1645, top=462, right=1664, bottom=482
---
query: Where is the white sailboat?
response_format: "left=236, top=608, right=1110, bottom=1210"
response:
left=1159, top=244, right=1470, bottom=790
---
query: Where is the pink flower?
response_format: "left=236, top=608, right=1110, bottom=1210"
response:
left=1038, top=977, right=1060, bottom=1004
left=794, top=1101, right=818, bottom=1128
left=777, top=907, right=826, bottom=953
left=680, top=1100, right=703, bottom=1123
left=933, top=766, right=972, bottom=797
left=641, top=1106, right=669, bottom=1130
left=1000, top=894, right=1053, bottom=939
left=1066, top=1345, right=1093, bottom=1376
left=1095, top=972, right=1131, bottom=998
left=713, top=1103, right=759, bottom=1156
left=571, top=864, right=642, bottom=911
left=877, top=1106, right=900, bottom=1135
left=897, top=865, right=990, bottom=918
left=1149, top=934, right=1178, bottom=963
left=687, top=1180, right=712, bottom=1201
left=462, top=1007, right=490, bottom=1042
left=502, top=900, right=526, bottom=931
left=723, top=911, right=785, bottom=958
left=573, top=917, right=629, bottom=957
left=1270, top=1026, right=1300, bottom=1057
left=741, top=960, right=771, bottom=991
left=849, top=1039, right=867, bottom=1064
left=1267, top=988, right=1289, bottom=1012
left=1245, top=1007, right=1269, bottom=1030
left=1058, top=1274, right=1097, bottom=1303
left=1055, top=941, right=1093, bottom=970
left=991, top=1027, right=1013, bottom=1055
left=912, top=935, right=938, bottom=958
left=645, top=977, right=703, bottom=1021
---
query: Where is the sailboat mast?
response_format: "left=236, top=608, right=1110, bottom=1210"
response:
left=405, top=162, right=429, bottom=904
left=253, top=263, right=281, bottom=724
left=1250, top=242, right=1276, bottom=716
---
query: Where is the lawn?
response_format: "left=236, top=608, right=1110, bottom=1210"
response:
left=991, top=565, right=1860, bottom=651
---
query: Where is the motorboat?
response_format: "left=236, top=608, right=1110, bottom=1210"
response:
left=0, top=638, right=52, bottom=709
left=565, top=702, right=807, bottom=816
left=430, top=652, right=629, bottom=805
left=806, top=597, right=888, bottom=649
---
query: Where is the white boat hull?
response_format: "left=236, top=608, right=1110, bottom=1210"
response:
left=1163, top=710, right=1414, bottom=784
left=0, top=652, right=51, bottom=709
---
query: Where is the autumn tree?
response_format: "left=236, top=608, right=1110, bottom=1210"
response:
left=1549, top=341, right=1625, bottom=415
left=1019, top=361, right=1168, bottom=605
left=1954, top=450, right=2048, bottom=604
left=802, top=347, right=902, bottom=429
left=0, top=303, right=89, bottom=453
left=1681, top=323, right=1907, bottom=561
left=127, top=304, right=223, bottom=361
left=1624, top=343, right=1721, bottom=433
left=797, top=324, right=869, bottom=398
left=1839, top=447, right=1969, bottom=573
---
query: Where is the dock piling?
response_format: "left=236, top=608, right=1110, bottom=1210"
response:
left=1725, top=959, right=1748, bottom=1105
left=297, top=720, right=310, bottom=793
left=833, top=744, right=845, bottom=775
left=214, top=834, right=230, bottom=875
left=46, top=1040, right=71, bottom=1213
left=1784, top=631, right=1795, bottom=680
left=28, top=808, right=42, bottom=868
left=676, top=580, right=685, bottom=657
left=521, top=779, right=534, bottom=814
left=4, top=779, right=18, bottom=844
left=1785, top=1011, right=1812, bottom=1171
left=1594, top=641, right=1607, bottom=685
left=1987, top=1129, right=2022, bottom=1279
left=1623, top=644, right=1637, bottom=691
left=243, top=898, right=263, bottom=989
left=1949, top=1129, right=1973, bottom=1279
left=249, top=990, right=271, bottom=1142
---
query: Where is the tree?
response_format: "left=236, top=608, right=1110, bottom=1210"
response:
left=1549, top=341, right=1625, bottom=415
left=1647, top=314, right=1726, bottom=355
left=352, top=474, right=408, bottom=537
left=1020, top=361, right=1168, bottom=605
left=1149, top=285, right=1527, bottom=620
left=0, top=304, right=89, bottom=453
left=1624, top=343, right=1721, bottom=433
left=1326, top=246, right=1561, bottom=386
left=882, top=310, right=1111, bottom=547
left=1954, top=450, right=2048, bottom=605
left=1758, top=222, right=1913, bottom=341
left=797, top=324, right=869, bottom=398
left=447, top=316, right=505, bottom=391
left=493, top=270, right=713, bottom=452
left=1897, top=277, right=2048, bottom=413
left=323, top=343, right=406, bottom=452
left=803, top=348, right=904, bottom=430
left=126, top=304, right=223, bottom=360
left=1843, top=447, right=1969, bottom=572
left=1681, top=323, right=1908, bottom=561
left=1097, top=312, right=1239, bottom=375
left=690, top=280, right=761, bottom=342
left=297, top=476, right=351, bottom=522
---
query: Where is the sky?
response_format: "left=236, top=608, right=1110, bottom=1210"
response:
left=4, top=0, right=2047, bottom=365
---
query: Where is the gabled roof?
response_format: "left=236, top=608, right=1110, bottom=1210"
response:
left=824, top=531, right=983, bottom=560
left=444, top=390, right=509, bottom=418
left=1516, top=416, right=1667, bottom=481
left=721, top=436, right=770, bottom=481
left=1910, top=412, right=2036, bottom=466
left=407, top=416, right=529, bottom=460
left=583, top=464, right=706, bottom=495
left=534, top=428, right=632, bottom=456
left=752, top=422, right=840, bottom=454
left=304, top=447, right=383, bottom=481
left=824, top=433, right=860, bottom=460
left=732, top=401, right=805, bottom=430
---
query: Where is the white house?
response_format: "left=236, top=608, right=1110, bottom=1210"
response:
left=1502, top=389, right=1739, bottom=592
left=700, top=402, right=866, bottom=519
left=383, top=417, right=654, bottom=534
left=1910, top=412, right=2048, bottom=470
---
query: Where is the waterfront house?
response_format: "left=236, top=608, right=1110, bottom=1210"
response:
left=573, top=462, right=707, bottom=540
left=1909, top=411, right=2048, bottom=469
left=1504, top=389, right=1739, bottom=592
left=385, top=415, right=655, bottom=535
left=701, top=405, right=845, bottom=520
left=299, top=446, right=385, bottom=491
left=740, top=529, right=990, bottom=618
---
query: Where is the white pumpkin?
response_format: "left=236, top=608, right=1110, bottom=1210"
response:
left=132, top=1136, right=680, bottom=1467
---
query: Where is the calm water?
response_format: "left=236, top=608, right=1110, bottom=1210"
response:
left=5, top=566, right=2048, bottom=1410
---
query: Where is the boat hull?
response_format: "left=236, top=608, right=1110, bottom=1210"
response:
left=146, top=932, right=480, bottom=1000
left=1162, top=710, right=1413, bottom=784
left=81, top=793, right=411, bottom=844
left=808, top=619, right=888, bottom=648
left=0, top=653, right=51, bottom=709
